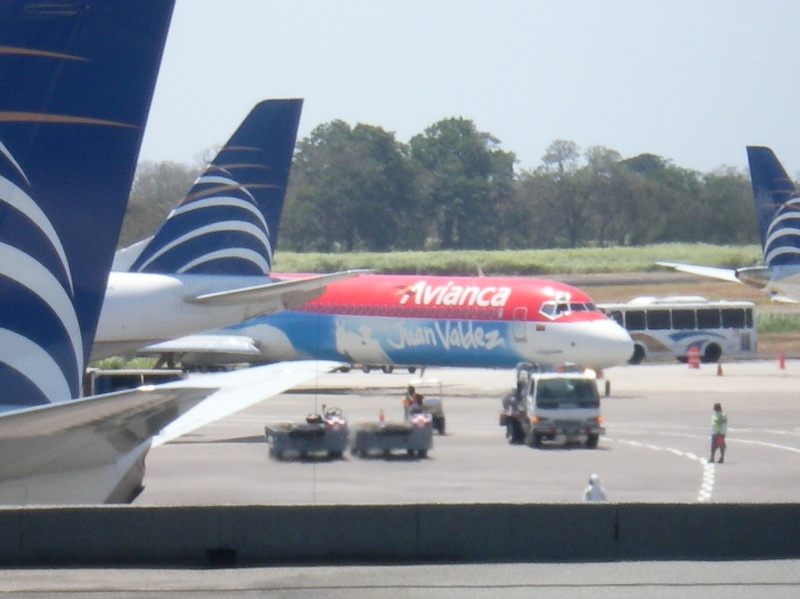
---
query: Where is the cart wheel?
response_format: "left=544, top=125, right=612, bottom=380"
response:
left=418, top=449, right=428, bottom=458
left=407, top=449, right=415, bottom=457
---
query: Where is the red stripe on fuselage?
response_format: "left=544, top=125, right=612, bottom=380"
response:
left=277, top=274, right=608, bottom=323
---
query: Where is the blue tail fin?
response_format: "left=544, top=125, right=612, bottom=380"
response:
left=747, top=146, right=800, bottom=266
left=0, top=0, right=174, bottom=407
left=129, top=99, right=303, bottom=276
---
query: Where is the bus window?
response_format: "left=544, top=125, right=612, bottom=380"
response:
left=625, top=310, right=646, bottom=331
left=721, top=308, right=746, bottom=329
left=608, top=310, right=624, bottom=327
left=646, top=309, right=671, bottom=330
left=697, top=308, right=721, bottom=329
left=672, top=309, right=696, bottom=330
left=746, top=308, right=753, bottom=328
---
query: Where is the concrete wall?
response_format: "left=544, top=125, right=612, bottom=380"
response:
left=0, top=503, right=798, bottom=566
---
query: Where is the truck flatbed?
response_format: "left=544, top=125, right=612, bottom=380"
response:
left=351, top=412, right=433, bottom=458
left=265, top=408, right=348, bottom=459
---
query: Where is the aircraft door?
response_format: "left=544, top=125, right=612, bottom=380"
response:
left=513, top=307, right=528, bottom=342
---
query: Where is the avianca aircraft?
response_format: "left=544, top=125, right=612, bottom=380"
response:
left=0, top=0, right=337, bottom=505
left=143, top=274, right=634, bottom=372
left=659, top=146, right=800, bottom=303
left=91, top=98, right=363, bottom=361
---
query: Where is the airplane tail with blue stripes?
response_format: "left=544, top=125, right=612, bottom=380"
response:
left=747, top=146, right=800, bottom=267
left=129, top=99, right=303, bottom=277
left=0, top=0, right=174, bottom=407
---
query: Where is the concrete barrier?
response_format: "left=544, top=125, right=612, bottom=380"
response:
left=0, top=503, right=798, bottom=566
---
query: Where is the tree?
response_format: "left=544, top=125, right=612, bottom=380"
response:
left=409, top=118, right=516, bottom=249
left=281, top=121, right=422, bottom=251
left=120, top=160, right=201, bottom=247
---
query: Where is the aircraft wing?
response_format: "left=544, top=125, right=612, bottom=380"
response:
left=0, top=384, right=212, bottom=504
left=656, top=262, right=740, bottom=283
left=187, top=269, right=370, bottom=313
left=141, top=334, right=261, bottom=357
left=152, top=360, right=341, bottom=446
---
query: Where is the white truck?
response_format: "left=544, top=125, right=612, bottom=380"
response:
left=499, top=362, right=604, bottom=449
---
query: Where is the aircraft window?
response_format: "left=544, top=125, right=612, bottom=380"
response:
left=556, top=302, right=570, bottom=315
left=388, top=305, right=396, bottom=316
left=697, top=308, right=721, bottom=329
left=646, top=309, right=671, bottom=330
left=412, top=307, right=419, bottom=317
left=672, top=309, right=696, bottom=330
left=445, top=307, right=453, bottom=318
left=721, top=308, right=746, bottom=329
left=471, top=307, right=478, bottom=318
left=625, top=310, right=646, bottom=331
left=437, top=307, right=446, bottom=318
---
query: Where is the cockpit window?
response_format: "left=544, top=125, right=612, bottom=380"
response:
left=539, top=300, right=572, bottom=320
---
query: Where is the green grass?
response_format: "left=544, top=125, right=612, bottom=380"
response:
left=272, top=243, right=763, bottom=276
left=757, top=312, right=800, bottom=334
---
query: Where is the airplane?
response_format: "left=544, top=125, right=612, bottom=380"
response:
left=658, top=146, right=800, bottom=303
left=0, top=0, right=339, bottom=504
left=91, top=98, right=365, bottom=361
left=140, top=273, right=635, bottom=373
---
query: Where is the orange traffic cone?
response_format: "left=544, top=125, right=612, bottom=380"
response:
left=779, top=351, right=786, bottom=370
left=716, top=361, right=723, bottom=376
left=688, top=346, right=700, bottom=369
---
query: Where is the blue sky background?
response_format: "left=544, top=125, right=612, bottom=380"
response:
left=139, top=0, right=800, bottom=177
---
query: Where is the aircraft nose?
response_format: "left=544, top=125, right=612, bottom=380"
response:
left=579, top=319, right=634, bottom=368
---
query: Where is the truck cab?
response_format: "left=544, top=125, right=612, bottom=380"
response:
left=500, top=362, right=604, bottom=448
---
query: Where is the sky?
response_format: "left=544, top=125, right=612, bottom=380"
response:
left=139, top=0, right=800, bottom=177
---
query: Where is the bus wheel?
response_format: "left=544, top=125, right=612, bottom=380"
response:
left=702, top=344, right=722, bottom=364
left=628, top=344, right=645, bottom=365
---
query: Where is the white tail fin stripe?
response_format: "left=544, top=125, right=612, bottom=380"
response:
left=169, top=195, right=269, bottom=234
left=137, top=220, right=271, bottom=273
left=0, top=243, right=83, bottom=381
left=177, top=248, right=271, bottom=275
left=0, top=175, right=73, bottom=295
left=0, top=140, right=28, bottom=185
left=0, top=329, right=72, bottom=403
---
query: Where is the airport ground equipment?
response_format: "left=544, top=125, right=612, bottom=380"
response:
left=406, top=377, right=446, bottom=435
left=499, top=362, right=604, bottom=449
left=351, top=409, right=433, bottom=458
left=265, top=407, right=348, bottom=459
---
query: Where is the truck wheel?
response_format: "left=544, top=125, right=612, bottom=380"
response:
left=330, top=451, right=343, bottom=459
left=418, top=449, right=428, bottom=458
left=526, top=431, right=542, bottom=448
left=407, top=449, right=416, bottom=457
left=586, top=434, right=599, bottom=449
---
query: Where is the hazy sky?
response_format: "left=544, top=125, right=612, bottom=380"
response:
left=139, top=0, right=800, bottom=177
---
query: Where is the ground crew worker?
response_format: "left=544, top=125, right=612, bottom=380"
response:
left=403, top=385, right=415, bottom=418
left=710, top=402, right=728, bottom=463
left=582, top=473, right=607, bottom=502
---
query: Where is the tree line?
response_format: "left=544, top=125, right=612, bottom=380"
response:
left=122, top=117, right=772, bottom=252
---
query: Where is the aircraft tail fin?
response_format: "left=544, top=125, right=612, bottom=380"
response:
left=0, top=0, right=174, bottom=407
left=747, top=146, right=800, bottom=266
left=129, top=99, right=303, bottom=276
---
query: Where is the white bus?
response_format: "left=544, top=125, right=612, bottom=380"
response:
left=599, top=296, right=756, bottom=364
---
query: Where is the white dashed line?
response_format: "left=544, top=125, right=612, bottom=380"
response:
left=606, top=437, right=715, bottom=503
